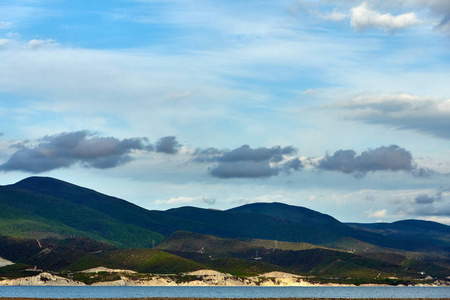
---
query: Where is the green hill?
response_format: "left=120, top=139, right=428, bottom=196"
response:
left=156, top=231, right=449, bottom=280
left=0, top=185, right=164, bottom=248
left=6, top=177, right=450, bottom=255
left=68, top=248, right=206, bottom=274
left=163, top=206, right=345, bottom=245
left=1, top=176, right=449, bottom=283
left=348, top=220, right=450, bottom=251
left=10, top=176, right=211, bottom=237
left=0, top=236, right=116, bottom=271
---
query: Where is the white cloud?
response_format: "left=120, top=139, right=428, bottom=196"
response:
left=350, top=3, right=421, bottom=32
left=364, top=208, right=387, bottom=219
left=420, top=216, right=450, bottom=225
left=154, top=196, right=216, bottom=205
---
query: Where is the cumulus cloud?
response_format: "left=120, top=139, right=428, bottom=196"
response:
left=218, top=145, right=296, bottom=163
left=350, top=3, right=421, bottom=32
left=414, top=194, right=437, bottom=204
left=283, top=157, right=303, bottom=171
left=193, top=147, right=226, bottom=163
left=292, top=1, right=423, bottom=33
left=317, top=145, right=413, bottom=176
left=194, top=145, right=302, bottom=179
left=155, top=196, right=216, bottom=205
left=210, top=160, right=280, bottom=179
left=0, top=131, right=154, bottom=173
left=334, top=93, right=450, bottom=140
left=155, top=136, right=181, bottom=154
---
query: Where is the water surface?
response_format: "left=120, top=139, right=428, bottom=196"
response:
left=0, top=286, right=449, bottom=298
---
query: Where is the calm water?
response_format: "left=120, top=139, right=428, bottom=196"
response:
left=0, top=286, right=449, bottom=298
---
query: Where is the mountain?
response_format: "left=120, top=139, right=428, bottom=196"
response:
left=9, top=176, right=212, bottom=236
left=1, top=176, right=450, bottom=284
left=163, top=206, right=345, bottom=245
left=0, top=236, right=116, bottom=271
left=348, top=219, right=450, bottom=243
left=228, top=202, right=347, bottom=231
left=228, top=202, right=450, bottom=254
left=0, top=181, right=164, bottom=248
left=1, top=176, right=450, bottom=261
left=348, top=220, right=450, bottom=255
left=5, top=177, right=352, bottom=246
left=157, top=231, right=449, bottom=280
left=0, top=235, right=205, bottom=274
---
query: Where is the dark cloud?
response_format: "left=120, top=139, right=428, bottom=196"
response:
left=155, top=136, right=181, bottom=154
left=209, top=161, right=279, bottom=179
left=407, top=205, right=450, bottom=217
left=192, top=147, right=225, bottom=163
left=283, top=157, right=303, bottom=171
left=317, top=145, right=413, bottom=176
left=414, top=187, right=449, bottom=204
left=218, top=145, right=296, bottom=163
left=201, top=145, right=302, bottom=179
left=0, top=131, right=153, bottom=173
left=414, top=194, right=437, bottom=204
left=411, top=167, right=436, bottom=178
left=334, top=94, right=450, bottom=140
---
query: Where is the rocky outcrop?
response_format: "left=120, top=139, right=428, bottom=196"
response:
left=0, top=257, right=14, bottom=267
left=2, top=268, right=447, bottom=286
left=81, top=266, right=137, bottom=274
left=185, top=269, right=252, bottom=286
left=0, top=272, right=85, bottom=286
left=250, top=271, right=312, bottom=286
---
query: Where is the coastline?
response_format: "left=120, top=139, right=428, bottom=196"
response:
left=0, top=269, right=448, bottom=287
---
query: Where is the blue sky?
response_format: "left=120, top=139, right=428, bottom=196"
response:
left=1, top=0, right=450, bottom=224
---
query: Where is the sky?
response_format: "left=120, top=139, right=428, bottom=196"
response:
left=0, top=0, right=449, bottom=224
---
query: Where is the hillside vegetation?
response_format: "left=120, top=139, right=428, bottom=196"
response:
left=1, top=176, right=449, bottom=284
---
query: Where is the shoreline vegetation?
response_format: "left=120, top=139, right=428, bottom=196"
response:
left=0, top=269, right=448, bottom=287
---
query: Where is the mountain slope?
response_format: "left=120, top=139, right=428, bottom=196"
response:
left=10, top=177, right=221, bottom=237
left=0, top=185, right=164, bottom=248
left=348, top=220, right=450, bottom=248
left=228, top=202, right=349, bottom=232
left=8, top=177, right=349, bottom=245
left=228, top=202, right=450, bottom=254
left=157, top=231, right=447, bottom=280
left=2, top=176, right=450, bottom=258
left=164, top=206, right=344, bottom=245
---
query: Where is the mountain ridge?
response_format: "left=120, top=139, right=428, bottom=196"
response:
left=1, top=176, right=449, bottom=260
left=1, top=176, right=450, bottom=284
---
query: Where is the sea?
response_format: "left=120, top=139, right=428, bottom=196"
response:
left=0, top=286, right=449, bottom=299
